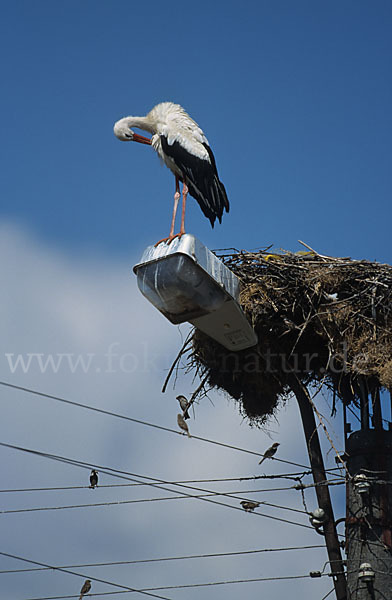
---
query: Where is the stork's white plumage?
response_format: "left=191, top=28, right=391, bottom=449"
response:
left=113, top=102, right=229, bottom=243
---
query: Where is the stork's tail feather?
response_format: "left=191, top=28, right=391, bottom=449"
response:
left=215, top=178, right=230, bottom=222
left=188, top=176, right=229, bottom=228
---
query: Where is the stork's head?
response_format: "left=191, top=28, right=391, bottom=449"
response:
left=113, top=118, right=151, bottom=144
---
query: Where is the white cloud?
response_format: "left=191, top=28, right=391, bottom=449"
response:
left=0, top=222, right=341, bottom=600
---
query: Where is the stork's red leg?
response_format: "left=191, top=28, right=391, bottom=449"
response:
left=155, top=176, right=181, bottom=246
left=169, top=176, right=181, bottom=237
left=179, top=181, right=188, bottom=235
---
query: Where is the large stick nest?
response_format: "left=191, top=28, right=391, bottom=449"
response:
left=187, top=246, right=392, bottom=425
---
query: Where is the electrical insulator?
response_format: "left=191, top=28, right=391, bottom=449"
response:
left=353, top=473, right=370, bottom=495
left=309, top=507, right=327, bottom=528
left=358, top=563, right=375, bottom=583
left=309, top=571, right=322, bottom=578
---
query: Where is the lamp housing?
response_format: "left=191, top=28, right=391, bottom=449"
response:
left=133, top=235, right=258, bottom=351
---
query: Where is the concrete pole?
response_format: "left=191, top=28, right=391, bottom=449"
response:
left=346, top=429, right=392, bottom=599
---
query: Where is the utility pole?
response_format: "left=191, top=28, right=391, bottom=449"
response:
left=290, top=375, right=347, bottom=600
left=345, top=383, right=392, bottom=600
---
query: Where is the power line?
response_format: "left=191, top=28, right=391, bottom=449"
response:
left=11, top=572, right=345, bottom=600
left=0, top=441, right=314, bottom=530
left=0, top=380, right=312, bottom=470
left=0, top=544, right=326, bottom=574
left=0, top=488, right=309, bottom=516
left=0, top=477, right=345, bottom=495
left=294, top=478, right=345, bottom=490
left=0, top=481, right=305, bottom=494
left=0, top=438, right=345, bottom=501
left=0, top=470, right=322, bottom=493
left=0, top=551, right=173, bottom=600
left=0, top=549, right=342, bottom=600
left=0, top=441, right=326, bottom=502
left=0, top=440, right=344, bottom=496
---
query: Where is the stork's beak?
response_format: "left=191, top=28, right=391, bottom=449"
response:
left=133, top=133, right=151, bottom=145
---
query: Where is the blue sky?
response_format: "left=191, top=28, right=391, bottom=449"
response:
left=0, top=2, right=391, bottom=600
left=1, top=0, right=391, bottom=259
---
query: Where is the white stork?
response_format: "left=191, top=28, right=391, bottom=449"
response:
left=113, top=102, right=229, bottom=244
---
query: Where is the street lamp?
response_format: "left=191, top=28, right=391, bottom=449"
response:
left=133, top=234, right=258, bottom=351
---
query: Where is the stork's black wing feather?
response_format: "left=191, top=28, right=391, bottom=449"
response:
left=160, top=136, right=229, bottom=227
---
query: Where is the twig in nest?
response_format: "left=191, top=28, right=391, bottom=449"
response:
left=161, top=332, right=193, bottom=394
left=187, top=372, right=211, bottom=411
left=297, top=240, right=331, bottom=261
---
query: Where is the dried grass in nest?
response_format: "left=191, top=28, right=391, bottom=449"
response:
left=186, top=246, right=392, bottom=425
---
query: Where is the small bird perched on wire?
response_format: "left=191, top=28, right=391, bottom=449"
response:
left=240, top=500, right=260, bottom=512
left=89, top=470, right=98, bottom=489
left=258, top=442, right=280, bottom=465
left=176, top=394, right=190, bottom=419
left=79, top=579, right=92, bottom=600
left=177, top=413, right=191, bottom=438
